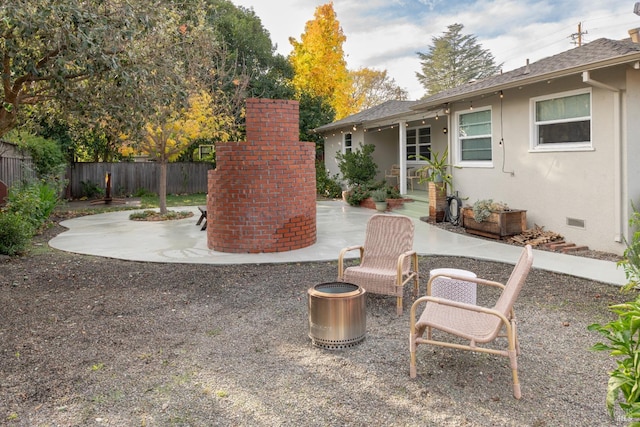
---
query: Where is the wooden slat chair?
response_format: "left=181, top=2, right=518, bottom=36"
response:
left=409, top=245, right=534, bottom=399
left=385, top=164, right=400, bottom=185
left=338, top=214, right=419, bottom=315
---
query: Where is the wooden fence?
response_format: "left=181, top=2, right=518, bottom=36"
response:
left=68, top=162, right=212, bottom=199
left=0, top=157, right=36, bottom=188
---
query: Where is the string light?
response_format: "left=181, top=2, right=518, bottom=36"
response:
left=499, top=90, right=504, bottom=99
left=469, top=101, right=473, bottom=110
left=444, top=104, right=450, bottom=114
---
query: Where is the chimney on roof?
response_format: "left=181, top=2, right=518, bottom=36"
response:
left=630, top=28, right=640, bottom=43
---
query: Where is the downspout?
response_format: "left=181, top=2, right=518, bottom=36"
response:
left=582, top=71, right=623, bottom=242
left=398, top=120, right=407, bottom=194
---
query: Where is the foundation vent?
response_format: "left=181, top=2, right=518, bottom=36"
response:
left=566, top=217, right=585, bottom=229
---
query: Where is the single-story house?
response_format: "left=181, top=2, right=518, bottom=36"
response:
left=316, top=30, right=640, bottom=255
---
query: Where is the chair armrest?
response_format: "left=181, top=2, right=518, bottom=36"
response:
left=396, top=250, right=418, bottom=286
left=338, top=245, right=364, bottom=279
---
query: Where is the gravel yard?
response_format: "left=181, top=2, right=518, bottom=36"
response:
left=0, top=219, right=632, bottom=426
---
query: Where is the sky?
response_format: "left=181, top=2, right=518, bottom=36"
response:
left=231, top=0, right=640, bottom=100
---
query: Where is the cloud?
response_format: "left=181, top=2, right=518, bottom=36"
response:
left=233, top=0, right=640, bottom=99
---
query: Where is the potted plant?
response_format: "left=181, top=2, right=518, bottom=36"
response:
left=415, top=147, right=455, bottom=189
left=370, top=188, right=388, bottom=212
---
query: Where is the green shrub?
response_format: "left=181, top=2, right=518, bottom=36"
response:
left=5, top=179, right=61, bottom=230
left=618, top=202, right=640, bottom=292
left=0, top=212, right=34, bottom=256
left=345, top=185, right=370, bottom=206
left=80, top=180, right=105, bottom=199
left=336, top=143, right=378, bottom=187
left=315, top=163, right=342, bottom=199
left=589, top=296, right=640, bottom=423
left=9, top=131, right=67, bottom=178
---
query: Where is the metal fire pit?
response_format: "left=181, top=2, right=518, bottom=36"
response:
left=308, top=282, right=366, bottom=350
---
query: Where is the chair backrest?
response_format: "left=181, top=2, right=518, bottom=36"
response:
left=494, top=245, right=533, bottom=315
left=361, top=214, right=414, bottom=271
left=387, top=165, right=400, bottom=176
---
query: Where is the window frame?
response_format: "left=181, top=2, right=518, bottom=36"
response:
left=454, top=106, right=493, bottom=167
left=405, top=125, right=432, bottom=165
left=529, top=88, right=593, bottom=152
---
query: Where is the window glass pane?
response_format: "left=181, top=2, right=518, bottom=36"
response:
left=459, top=110, right=491, bottom=137
left=461, top=137, right=492, bottom=161
left=418, top=145, right=430, bottom=158
left=406, top=146, right=416, bottom=160
left=418, top=128, right=431, bottom=144
left=406, top=129, right=416, bottom=145
left=536, top=93, right=590, bottom=121
left=538, top=120, right=590, bottom=144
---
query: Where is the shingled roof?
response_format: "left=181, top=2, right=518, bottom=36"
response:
left=316, top=37, right=640, bottom=133
left=315, top=100, right=422, bottom=132
left=412, top=37, right=640, bottom=109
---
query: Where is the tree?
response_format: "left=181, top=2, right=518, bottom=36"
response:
left=297, top=91, right=335, bottom=159
left=124, top=90, right=236, bottom=214
left=289, top=3, right=353, bottom=119
left=0, top=0, right=158, bottom=138
left=416, top=23, right=503, bottom=96
left=350, top=68, right=409, bottom=110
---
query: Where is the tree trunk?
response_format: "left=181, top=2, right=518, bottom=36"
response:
left=159, top=160, right=168, bottom=214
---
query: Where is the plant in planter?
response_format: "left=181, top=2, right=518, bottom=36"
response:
left=370, top=188, right=388, bottom=212
left=462, top=199, right=526, bottom=239
left=345, top=185, right=371, bottom=206
left=415, top=147, right=456, bottom=189
left=472, top=199, right=510, bottom=222
left=414, top=148, right=458, bottom=222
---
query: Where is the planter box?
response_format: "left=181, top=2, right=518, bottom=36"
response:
left=462, top=207, right=527, bottom=239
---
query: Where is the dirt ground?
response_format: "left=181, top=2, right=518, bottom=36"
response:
left=0, top=212, right=634, bottom=426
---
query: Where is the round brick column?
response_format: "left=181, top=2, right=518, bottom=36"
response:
left=207, top=98, right=317, bottom=253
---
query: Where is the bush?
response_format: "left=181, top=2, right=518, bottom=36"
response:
left=80, top=180, right=105, bottom=199
left=589, top=296, right=640, bottom=422
left=10, top=131, right=67, bottom=178
left=5, top=179, right=61, bottom=230
left=336, top=143, right=378, bottom=187
left=315, top=163, right=342, bottom=199
left=0, top=212, right=34, bottom=256
left=345, top=185, right=370, bottom=206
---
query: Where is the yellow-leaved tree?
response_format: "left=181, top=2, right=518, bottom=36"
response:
left=124, top=90, right=236, bottom=214
left=349, top=68, right=409, bottom=111
left=289, top=3, right=354, bottom=119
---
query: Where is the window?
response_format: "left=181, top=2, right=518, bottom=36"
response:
left=531, top=89, right=591, bottom=151
left=406, top=126, right=431, bottom=162
left=343, top=133, right=353, bottom=154
left=457, top=108, right=492, bottom=163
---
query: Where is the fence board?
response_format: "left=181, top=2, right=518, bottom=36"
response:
left=68, top=162, right=212, bottom=198
left=0, top=157, right=36, bottom=188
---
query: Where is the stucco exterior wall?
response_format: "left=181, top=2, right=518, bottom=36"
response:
left=451, top=71, right=630, bottom=254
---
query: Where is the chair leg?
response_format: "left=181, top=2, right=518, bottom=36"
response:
left=410, top=333, right=417, bottom=378
left=396, top=296, right=403, bottom=315
left=509, top=349, right=521, bottom=399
